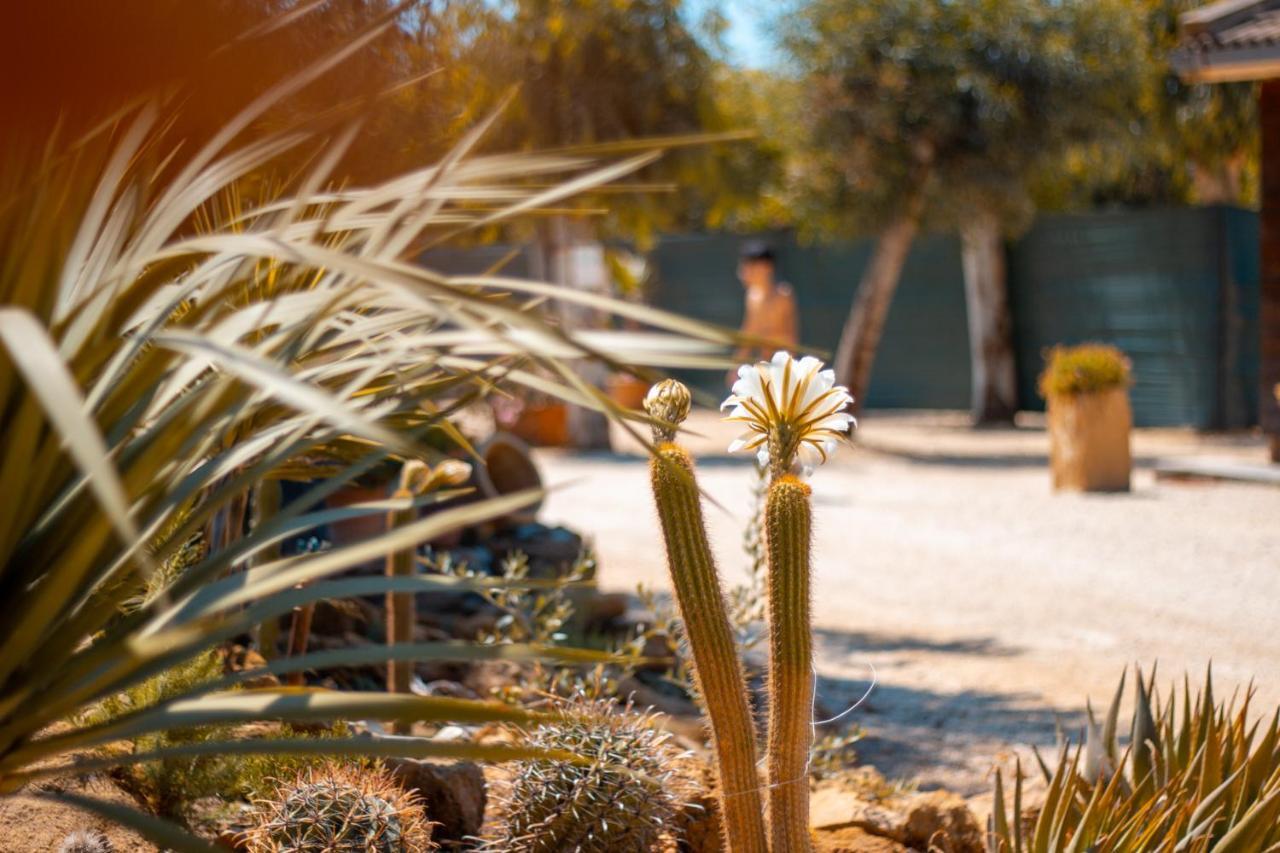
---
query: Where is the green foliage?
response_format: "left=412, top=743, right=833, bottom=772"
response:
left=84, top=651, right=347, bottom=825
left=809, top=729, right=865, bottom=782
left=1038, top=344, right=1132, bottom=398
left=991, top=667, right=1280, bottom=851
left=86, top=651, right=240, bottom=824
left=780, top=0, right=1143, bottom=236
left=0, top=11, right=741, bottom=847
left=242, top=762, right=436, bottom=853
left=488, top=697, right=689, bottom=853
left=728, top=463, right=769, bottom=652
left=1034, top=0, right=1258, bottom=209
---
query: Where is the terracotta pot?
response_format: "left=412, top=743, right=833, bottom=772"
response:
left=510, top=401, right=570, bottom=447
left=324, top=481, right=392, bottom=546
left=1047, top=386, right=1132, bottom=492
left=606, top=373, right=649, bottom=410
left=474, top=431, right=544, bottom=524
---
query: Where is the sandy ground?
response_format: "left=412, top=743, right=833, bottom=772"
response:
left=535, top=409, right=1280, bottom=799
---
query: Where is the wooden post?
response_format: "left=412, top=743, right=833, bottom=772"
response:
left=1260, top=81, right=1280, bottom=462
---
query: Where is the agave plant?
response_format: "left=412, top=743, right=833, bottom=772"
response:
left=990, top=666, right=1280, bottom=852
left=0, top=15, right=737, bottom=850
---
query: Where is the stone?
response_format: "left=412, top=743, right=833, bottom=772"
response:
left=384, top=757, right=487, bottom=845
left=901, top=791, right=983, bottom=853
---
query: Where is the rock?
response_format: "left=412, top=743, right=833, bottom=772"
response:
left=810, top=785, right=902, bottom=838
left=384, top=758, right=487, bottom=845
left=218, top=645, right=279, bottom=688
left=308, top=598, right=373, bottom=638
left=617, top=672, right=700, bottom=718
left=902, top=791, right=982, bottom=853
left=415, top=680, right=481, bottom=700
left=809, top=774, right=981, bottom=852
left=577, top=591, right=630, bottom=629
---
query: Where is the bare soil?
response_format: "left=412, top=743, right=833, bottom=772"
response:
left=536, top=409, right=1280, bottom=809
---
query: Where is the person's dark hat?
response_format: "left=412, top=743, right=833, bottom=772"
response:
left=739, top=240, right=775, bottom=263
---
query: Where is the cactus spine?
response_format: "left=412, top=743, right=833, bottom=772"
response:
left=765, top=473, right=814, bottom=852
left=489, top=697, right=686, bottom=852
left=644, top=380, right=768, bottom=853
left=242, top=762, right=435, bottom=853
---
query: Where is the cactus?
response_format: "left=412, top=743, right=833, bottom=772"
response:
left=722, top=353, right=854, bottom=853
left=57, top=830, right=114, bottom=853
left=764, top=474, right=814, bottom=851
left=241, top=762, right=436, bottom=853
left=488, top=697, right=688, bottom=853
left=643, top=380, right=768, bottom=853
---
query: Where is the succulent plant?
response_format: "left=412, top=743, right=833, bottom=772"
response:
left=723, top=352, right=854, bottom=853
left=488, top=697, right=689, bottom=852
left=57, top=830, right=114, bottom=853
left=1038, top=343, right=1131, bottom=397
left=242, top=762, right=436, bottom=853
left=990, top=666, right=1280, bottom=851
left=644, top=379, right=768, bottom=853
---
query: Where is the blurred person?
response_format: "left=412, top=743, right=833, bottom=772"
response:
left=730, top=241, right=798, bottom=385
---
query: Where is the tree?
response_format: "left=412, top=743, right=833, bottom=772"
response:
left=1033, top=0, right=1258, bottom=210
left=781, top=0, right=1141, bottom=423
left=466, top=0, right=733, bottom=447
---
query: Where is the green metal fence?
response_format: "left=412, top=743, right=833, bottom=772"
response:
left=425, top=206, right=1261, bottom=428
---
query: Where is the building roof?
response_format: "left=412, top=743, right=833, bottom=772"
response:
left=1174, top=0, right=1280, bottom=82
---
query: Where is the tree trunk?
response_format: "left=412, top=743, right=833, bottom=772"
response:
left=960, top=208, right=1018, bottom=425
left=1261, top=82, right=1280, bottom=462
left=531, top=217, right=611, bottom=450
left=833, top=201, right=924, bottom=414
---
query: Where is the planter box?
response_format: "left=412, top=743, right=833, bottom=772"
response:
left=1047, top=387, right=1132, bottom=492
left=606, top=373, right=649, bottom=410
left=510, top=402, right=570, bottom=447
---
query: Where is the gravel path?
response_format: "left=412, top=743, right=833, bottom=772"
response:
left=535, top=410, right=1280, bottom=798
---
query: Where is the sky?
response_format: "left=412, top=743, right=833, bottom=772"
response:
left=687, top=0, right=780, bottom=69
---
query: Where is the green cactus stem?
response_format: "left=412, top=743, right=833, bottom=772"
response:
left=644, top=380, right=768, bottom=853
left=765, top=473, right=814, bottom=852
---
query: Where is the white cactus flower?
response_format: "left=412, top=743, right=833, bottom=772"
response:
left=721, top=351, right=855, bottom=476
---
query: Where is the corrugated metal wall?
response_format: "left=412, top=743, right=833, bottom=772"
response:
left=423, top=206, right=1261, bottom=428
left=645, top=232, right=971, bottom=409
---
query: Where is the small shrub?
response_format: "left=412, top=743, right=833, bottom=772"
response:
left=86, top=650, right=346, bottom=825
left=241, top=762, right=436, bottom=853
left=1037, top=343, right=1131, bottom=398
left=487, top=697, right=690, bottom=852
left=990, top=666, right=1280, bottom=851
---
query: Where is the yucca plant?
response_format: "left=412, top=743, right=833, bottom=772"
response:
left=990, top=666, right=1280, bottom=852
left=0, top=13, right=740, bottom=850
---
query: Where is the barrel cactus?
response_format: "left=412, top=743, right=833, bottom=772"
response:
left=241, top=763, right=436, bottom=853
left=488, top=697, right=690, bottom=852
